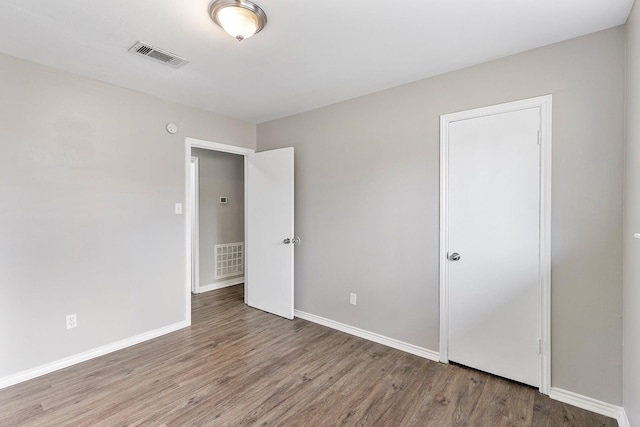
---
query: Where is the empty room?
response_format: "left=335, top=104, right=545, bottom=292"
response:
left=1, top=0, right=639, bottom=426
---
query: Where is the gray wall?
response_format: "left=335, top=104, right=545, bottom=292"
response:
left=258, top=28, right=625, bottom=404
left=0, top=22, right=629, bottom=412
left=624, top=3, right=640, bottom=424
left=191, top=148, right=244, bottom=286
left=0, top=53, right=255, bottom=379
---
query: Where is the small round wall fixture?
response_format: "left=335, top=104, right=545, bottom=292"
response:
left=209, top=0, right=267, bottom=42
left=166, top=123, right=178, bottom=134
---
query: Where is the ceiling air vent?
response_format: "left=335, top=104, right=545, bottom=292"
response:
left=128, top=41, right=189, bottom=68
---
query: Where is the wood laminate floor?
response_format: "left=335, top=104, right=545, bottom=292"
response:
left=0, top=285, right=617, bottom=426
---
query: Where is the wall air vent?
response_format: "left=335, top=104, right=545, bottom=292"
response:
left=128, top=41, right=189, bottom=68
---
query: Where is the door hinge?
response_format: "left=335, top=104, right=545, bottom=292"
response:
left=537, top=338, right=542, bottom=354
left=537, top=130, right=541, bottom=145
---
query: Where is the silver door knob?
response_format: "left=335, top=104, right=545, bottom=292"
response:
left=283, top=238, right=291, bottom=244
left=283, top=237, right=301, bottom=245
left=448, top=252, right=461, bottom=261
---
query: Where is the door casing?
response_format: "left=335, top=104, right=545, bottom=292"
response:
left=439, top=95, right=552, bottom=394
left=190, top=156, right=200, bottom=294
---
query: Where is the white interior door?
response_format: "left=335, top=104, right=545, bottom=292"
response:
left=446, top=107, right=541, bottom=387
left=245, top=147, right=295, bottom=319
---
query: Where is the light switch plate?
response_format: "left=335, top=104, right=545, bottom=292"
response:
left=175, top=203, right=183, bottom=214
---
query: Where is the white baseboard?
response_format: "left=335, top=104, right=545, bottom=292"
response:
left=294, top=310, right=440, bottom=362
left=0, top=320, right=189, bottom=390
left=197, top=277, right=244, bottom=294
left=619, top=409, right=630, bottom=427
left=549, top=387, right=628, bottom=427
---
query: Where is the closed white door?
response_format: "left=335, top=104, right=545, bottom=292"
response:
left=245, top=147, right=295, bottom=319
left=445, top=107, right=541, bottom=387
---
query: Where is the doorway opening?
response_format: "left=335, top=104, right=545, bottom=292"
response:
left=184, top=138, right=296, bottom=323
left=190, top=148, right=245, bottom=294
left=184, top=138, right=255, bottom=321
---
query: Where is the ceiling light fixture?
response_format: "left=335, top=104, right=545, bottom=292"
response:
left=209, top=0, right=267, bottom=42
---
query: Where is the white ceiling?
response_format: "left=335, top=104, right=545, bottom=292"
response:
left=0, top=0, right=634, bottom=123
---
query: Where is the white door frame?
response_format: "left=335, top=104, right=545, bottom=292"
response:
left=184, top=137, right=255, bottom=322
left=439, top=95, right=552, bottom=394
left=190, top=156, right=200, bottom=294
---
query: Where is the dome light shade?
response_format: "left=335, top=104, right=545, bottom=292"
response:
left=209, top=0, right=267, bottom=42
left=217, top=6, right=259, bottom=40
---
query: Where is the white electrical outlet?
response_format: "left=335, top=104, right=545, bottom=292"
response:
left=350, top=293, right=357, bottom=305
left=66, top=313, right=77, bottom=329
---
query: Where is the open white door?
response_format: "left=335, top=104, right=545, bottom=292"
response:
left=245, top=147, right=295, bottom=319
